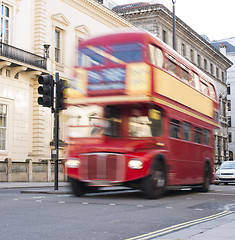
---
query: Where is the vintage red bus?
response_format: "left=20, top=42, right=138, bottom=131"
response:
left=63, top=30, right=219, bottom=199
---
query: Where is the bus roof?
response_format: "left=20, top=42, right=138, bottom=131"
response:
left=79, top=30, right=217, bottom=95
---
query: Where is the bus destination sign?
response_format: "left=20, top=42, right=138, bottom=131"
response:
left=88, top=68, right=125, bottom=93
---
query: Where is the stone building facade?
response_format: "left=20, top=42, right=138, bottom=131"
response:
left=0, top=0, right=136, bottom=162
left=113, top=3, right=233, bottom=166
left=211, top=39, right=235, bottom=160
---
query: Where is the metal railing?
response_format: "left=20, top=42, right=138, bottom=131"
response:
left=0, top=42, right=47, bottom=70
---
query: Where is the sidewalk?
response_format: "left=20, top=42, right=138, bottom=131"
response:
left=155, top=211, right=235, bottom=240
left=0, top=181, right=71, bottom=194
left=0, top=181, right=70, bottom=189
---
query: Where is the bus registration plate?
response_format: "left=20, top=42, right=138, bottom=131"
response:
left=88, top=180, right=111, bottom=186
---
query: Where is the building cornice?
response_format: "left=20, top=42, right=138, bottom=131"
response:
left=115, top=4, right=232, bottom=69
left=61, top=0, right=136, bottom=29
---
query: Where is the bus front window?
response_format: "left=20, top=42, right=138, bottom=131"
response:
left=129, top=108, right=162, bottom=137
left=104, top=106, right=121, bottom=137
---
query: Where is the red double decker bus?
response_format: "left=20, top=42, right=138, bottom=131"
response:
left=64, top=30, right=219, bottom=199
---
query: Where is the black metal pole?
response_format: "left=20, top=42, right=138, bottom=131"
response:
left=54, top=72, right=60, bottom=190
left=172, top=0, right=176, bottom=50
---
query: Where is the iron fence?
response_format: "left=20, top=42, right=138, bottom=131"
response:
left=0, top=42, right=47, bottom=70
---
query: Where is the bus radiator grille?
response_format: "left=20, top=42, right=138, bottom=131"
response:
left=80, top=153, right=125, bottom=182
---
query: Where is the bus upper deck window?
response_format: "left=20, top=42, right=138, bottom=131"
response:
left=110, top=42, right=143, bottom=63
left=208, top=83, right=216, bottom=100
left=148, top=44, right=164, bottom=68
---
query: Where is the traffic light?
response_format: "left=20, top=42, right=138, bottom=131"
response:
left=56, top=79, right=67, bottom=111
left=37, top=75, right=54, bottom=108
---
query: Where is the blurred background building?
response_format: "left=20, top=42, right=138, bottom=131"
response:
left=211, top=38, right=235, bottom=161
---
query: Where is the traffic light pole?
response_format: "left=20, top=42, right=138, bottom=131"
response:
left=53, top=72, right=60, bottom=190
left=38, top=72, right=65, bottom=191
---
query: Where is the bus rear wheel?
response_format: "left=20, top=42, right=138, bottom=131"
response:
left=143, top=161, right=166, bottom=199
left=193, top=163, right=211, bottom=192
left=200, top=163, right=211, bottom=192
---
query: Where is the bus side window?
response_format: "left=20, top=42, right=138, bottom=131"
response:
left=180, top=67, right=189, bottom=84
left=168, top=59, right=177, bottom=76
left=148, top=44, right=164, bottom=68
left=203, top=129, right=210, bottom=145
left=188, top=71, right=195, bottom=87
left=149, top=109, right=162, bottom=137
left=194, top=127, right=202, bottom=144
left=200, top=79, right=209, bottom=95
left=170, top=119, right=181, bottom=139
left=208, top=83, right=216, bottom=100
left=183, top=122, right=191, bottom=141
left=192, top=72, right=200, bottom=90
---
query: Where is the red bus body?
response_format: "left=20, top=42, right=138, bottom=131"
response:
left=64, top=31, right=219, bottom=198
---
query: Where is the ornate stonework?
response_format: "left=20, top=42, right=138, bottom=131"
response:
left=34, top=0, right=46, bottom=56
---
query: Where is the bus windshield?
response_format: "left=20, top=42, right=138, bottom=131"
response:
left=67, top=105, right=162, bottom=138
left=79, top=42, right=144, bottom=68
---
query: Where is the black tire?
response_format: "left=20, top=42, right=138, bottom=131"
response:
left=69, top=178, right=84, bottom=197
left=196, top=163, right=211, bottom=192
left=142, top=160, right=166, bottom=199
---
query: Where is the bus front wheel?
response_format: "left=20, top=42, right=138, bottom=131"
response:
left=69, top=177, right=84, bottom=197
left=142, top=161, right=166, bottom=199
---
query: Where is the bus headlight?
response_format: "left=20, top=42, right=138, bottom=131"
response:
left=128, top=159, right=143, bottom=169
left=65, top=159, right=80, bottom=168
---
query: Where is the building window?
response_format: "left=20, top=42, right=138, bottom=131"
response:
left=228, top=132, right=232, bottom=143
left=55, top=29, right=61, bottom=63
left=228, top=100, right=231, bottom=111
left=0, top=104, right=7, bottom=151
left=216, top=67, right=219, bottom=79
left=0, top=4, right=10, bottom=44
left=162, top=29, right=167, bottom=43
left=181, top=43, right=186, bottom=56
left=190, top=49, right=194, bottom=62
left=210, top=63, right=214, bottom=75
left=197, top=54, right=201, bottom=67
left=204, top=59, right=207, bottom=71
left=228, top=116, right=231, bottom=127
left=227, top=84, right=231, bottom=95
left=222, top=71, right=225, bottom=82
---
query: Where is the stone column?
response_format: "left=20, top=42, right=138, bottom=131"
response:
left=48, top=160, right=52, bottom=182
left=5, top=158, right=12, bottom=182
left=26, top=159, right=33, bottom=182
